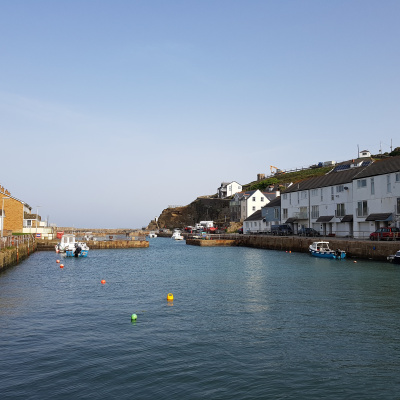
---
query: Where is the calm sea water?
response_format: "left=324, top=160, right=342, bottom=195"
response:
left=1, top=238, right=400, bottom=399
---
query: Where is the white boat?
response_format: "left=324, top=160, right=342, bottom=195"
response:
left=148, top=231, right=157, bottom=238
left=172, top=230, right=184, bottom=240
left=309, top=241, right=346, bottom=259
left=388, top=250, right=400, bottom=264
left=55, top=234, right=89, bottom=257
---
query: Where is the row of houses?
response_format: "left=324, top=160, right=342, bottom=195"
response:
left=240, top=154, right=400, bottom=239
left=0, top=186, right=54, bottom=239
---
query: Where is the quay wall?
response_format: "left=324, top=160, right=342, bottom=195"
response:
left=232, top=235, right=398, bottom=261
left=186, top=234, right=398, bottom=261
left=0, top=241, right=37, bottom=272
left=186, top=239, right=236, bottom=247
left=37, top=239, right=149, bottom=251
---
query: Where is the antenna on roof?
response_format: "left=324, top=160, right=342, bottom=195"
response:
left=357, top=144, right=359, bottom=158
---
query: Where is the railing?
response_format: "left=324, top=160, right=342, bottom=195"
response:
left=293, top=212, right=308, bottom=219
left=0, top=234, right=36, bottom=250
left=198, top=231, right=400, bottom=241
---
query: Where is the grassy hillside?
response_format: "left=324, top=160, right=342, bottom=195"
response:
left=243, top=166, right=332, bottom=192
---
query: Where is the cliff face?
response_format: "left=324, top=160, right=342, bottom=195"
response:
left=148, top=197, right=231, bottom=230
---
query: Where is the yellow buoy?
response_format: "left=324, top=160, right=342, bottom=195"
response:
left=167, top=293, right=174, bottom=301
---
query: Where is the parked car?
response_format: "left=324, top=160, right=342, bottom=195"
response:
left=271, top=225, right=293, bottom=235
left=298, top=227, right=320, bottom=237
left=369, top=227, right=400, bottom=241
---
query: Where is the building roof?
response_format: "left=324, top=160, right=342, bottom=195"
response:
left=316, top=215, right=334, bottom=222
left=263, top=197, right=281, bottom=208
left=244, top=209, right=263, bottom=222
left=354, top=156, right=400, bottom=179
left=365, top=213, right=392, bottom=221
left=283, top=155, right=400, bottom=194
left=340, top=215, right=353, bottom=222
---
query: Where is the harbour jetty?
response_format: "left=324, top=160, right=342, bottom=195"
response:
left=37, top=238, right=149, bottom=251
left=186, top=234, right=399, bottom=261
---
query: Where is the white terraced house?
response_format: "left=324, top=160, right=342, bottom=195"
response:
left=230, top=188, right=280, bottom=222
left=280, top=155, right=400, bottom=239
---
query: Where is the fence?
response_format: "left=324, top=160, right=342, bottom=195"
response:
left=0, top=234, right=36, bottom=250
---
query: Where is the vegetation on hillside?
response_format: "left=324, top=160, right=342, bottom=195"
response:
left=244, top=166, right=332, bottom=192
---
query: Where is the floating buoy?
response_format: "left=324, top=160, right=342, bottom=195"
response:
left=354, top=261, right=357, bottom=263
left=60, top=264, right=64, bottom=269
left=289, top=251, right=291, bottom=253
left=167, top=293, right=174, bottom=301
left=101, top=279, right=106, bottom=284
left=131, top=314, right=137, bottom=321
left=56, top=260, right=60, bottom=263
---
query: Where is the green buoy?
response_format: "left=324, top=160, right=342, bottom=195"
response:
left=131, top=313, right=137, bottom=321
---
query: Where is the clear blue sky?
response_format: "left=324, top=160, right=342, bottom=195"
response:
left=1, top=0, right=399, bottom=228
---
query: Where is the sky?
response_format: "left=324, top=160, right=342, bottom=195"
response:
left=0, top=0, right=399, bottom=228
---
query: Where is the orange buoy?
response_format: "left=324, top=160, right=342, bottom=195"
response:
left=60, top=264, right=64, bottom=269
left=167, top=293, right=174, bottom=301
left=289, top=251, right=291, bottom=253
left=56, top=260, right=60, bottom=263
left=101, top=279, right=106, bottom=284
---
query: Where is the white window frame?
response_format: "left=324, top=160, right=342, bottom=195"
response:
left=357, top=179, right=367, bottom=188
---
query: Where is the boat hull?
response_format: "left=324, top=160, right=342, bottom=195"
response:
left=65, top=250, right=89, bottom=257
left=309, top=250, right=346, bottom=259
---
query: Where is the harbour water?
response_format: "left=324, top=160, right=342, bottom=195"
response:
left=1, top=238, right=400, bottom=399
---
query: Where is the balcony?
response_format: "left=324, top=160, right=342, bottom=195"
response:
left=355, top=207, right=369, bottom=218
left=335, top=210, right=346, bottom=218
left=293, top=211, right=308, bottom=220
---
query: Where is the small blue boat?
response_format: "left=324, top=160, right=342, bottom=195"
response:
left=56, top=234, right=89, bottom=257
left=65, top=246, right=89, bottom=257
left=309, top=241, right=346, bottom=259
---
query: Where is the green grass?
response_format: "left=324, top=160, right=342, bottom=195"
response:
left=243, top=166, right=332, bottom=191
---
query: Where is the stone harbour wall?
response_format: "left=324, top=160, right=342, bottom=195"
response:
left=0, top=241, right=37, bottom=272
left=37, top=239, right=149, bottom=251
left=188, top=234, right=399, bottom=261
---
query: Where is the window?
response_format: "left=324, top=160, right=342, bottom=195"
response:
left=282, top=208, right=288, bottom=219
left=289, top=193, right=292, bottom=205
left=300, top=206, right=308, bottom=218
left=357, top=179, right=367, bottom=188
left=311, top=205, right=319, bottom=219
left=331, top=187, right=334, bottom=201
left=371, top=178, right=375, bottom=195
left=321, top=188, right=323, bottom=202
left=336, top=185, right=344, bottom=193
left=252, top=206, right=256, bottom=211
left=387, top=175, right=391, bottom=193
left=27, top=220, right=32, bottom=226
left=396, top=173, right=400, bottom=182
left=357, top=200, right=368, bottom=217
left=311, top=189, right=318, bottom=197
left=274, top=208, right=279, bottom=219
left=301, top=191, right=307, bottom=199
left=283, top=193, right=287, bottom=200
left=336, top=203, right=345, bottom=217
left=397, top=198, right=400, bottom=214
left=261, top=197, right=264, bottom=202
left=252, top=197, right=256, bottom=201
left=297, top=192, right=300, bottom=204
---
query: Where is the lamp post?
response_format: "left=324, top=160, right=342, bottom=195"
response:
left=35, top=206, right=41, bottom=238
left=1, top=197, right=10, bottom=238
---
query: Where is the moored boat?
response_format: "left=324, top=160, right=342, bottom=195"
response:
left=172, top=230, right=184, bottom=240
left=309, top=241, right=346, bottom=259
left=55, top=234, right=89, bottom=257
left=388, top=250, right=400, bottom=264
left=148, top=231, right=157, bottom=238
